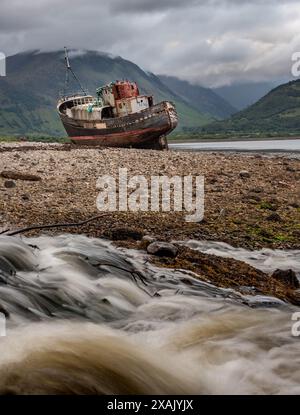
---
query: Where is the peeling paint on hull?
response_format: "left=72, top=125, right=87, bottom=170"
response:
left=70, top=128, right=170, bottom=149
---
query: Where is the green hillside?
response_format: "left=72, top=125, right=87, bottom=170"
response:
left=0, top=50, right=213, bottom=137
left=203, top=79, right=300, bottom=135
left=159, top=75, right=236, bottom=119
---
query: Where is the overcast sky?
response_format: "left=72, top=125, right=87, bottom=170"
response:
left=0, top=0, right=300, bottom=87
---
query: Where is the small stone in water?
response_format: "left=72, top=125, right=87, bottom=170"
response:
left=272, top=269, right=299, bottom=289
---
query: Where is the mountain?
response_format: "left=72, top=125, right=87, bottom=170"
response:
left=214, top=81, right=279, bottom=110
left=158, top=75, right=236, bottom=119
left=0, top=50, right=214, bottom=137
left=203, top=79, right=300, bottom=135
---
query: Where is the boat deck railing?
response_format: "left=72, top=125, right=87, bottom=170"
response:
left=59, top=90, right=92, bottom=100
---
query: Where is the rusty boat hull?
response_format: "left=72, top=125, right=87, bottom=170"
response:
left=58, top=99, right=178, bottom=150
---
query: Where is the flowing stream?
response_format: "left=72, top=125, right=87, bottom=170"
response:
left=0, top=234, right=299, bottom=394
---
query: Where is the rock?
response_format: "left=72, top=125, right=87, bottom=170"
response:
left=266, top=212, right=282, bottom=222
left=0, top=170, right=41, bottom=182
left=211, top=186, right=223, bottom=193
left=286, top=166, right=296, bottom=172
left=4, top=180, right=16, bottom=189
left=271, top=269, right=299, bottom=289
left=239, top=170, right=250, bottom=179
left=289, top=201, right=300, bottom=208
left=21, top=193, right=30, bottom=201
left=108, top=227, right=144, bottom=241
left=140, top=235, right=156, bottom=249
left=250, top=187, right=264, bottom=193
left=142, top=235, right=156, bottom=243
left=243, top=192, right=261, bottom=202
left=147, top=241, right=178, bottom=258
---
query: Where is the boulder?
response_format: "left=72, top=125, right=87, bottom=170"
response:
left=4, top=180, right=16, bottom=189
left=147, top=241, right=178, bottom=258
left=271, top=269, right=299, bottom=289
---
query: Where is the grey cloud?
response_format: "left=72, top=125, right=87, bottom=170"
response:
left=0, top=0, right=299, bottom=87
left=109, top=0, right=189, bottom=13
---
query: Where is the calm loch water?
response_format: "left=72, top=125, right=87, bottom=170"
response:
left=170, top=138, right=300, bottom=153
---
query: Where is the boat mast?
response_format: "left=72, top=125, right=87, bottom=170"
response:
left=63, top=47, right=87, bottom=96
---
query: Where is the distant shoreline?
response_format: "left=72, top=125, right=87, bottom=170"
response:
left=170, top=148, right=300, bottom=156
left=169, top=136, right=300, bottom=144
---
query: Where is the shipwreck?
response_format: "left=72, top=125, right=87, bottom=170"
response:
left=57, top=49, right=178, bottom=150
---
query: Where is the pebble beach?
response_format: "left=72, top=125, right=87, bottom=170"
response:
left=0, top=142, right=299, bottom=249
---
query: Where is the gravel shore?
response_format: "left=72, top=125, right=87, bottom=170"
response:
left=0, top=142, right=299, bottom=249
